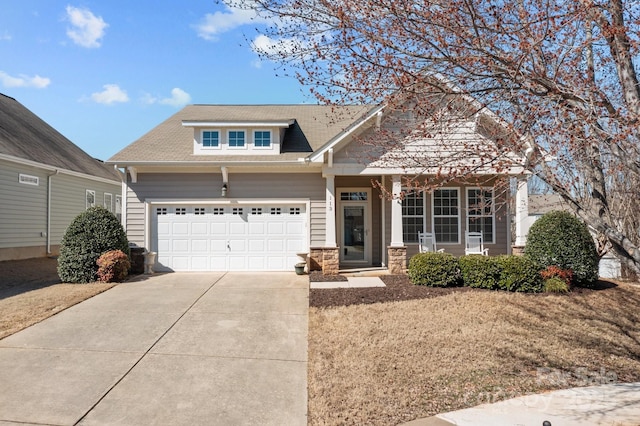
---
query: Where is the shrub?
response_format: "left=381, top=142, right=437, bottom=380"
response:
left=540, top=265, right=574, bottom=288
left=495, top=255, right=544, bottom=293
left=459, top=255, right=501, bottom=289
left=525, top=210, right=599, bottom=287
left=58, top=206, right=130, bottom=283
left=544, top=277, right=570, bottom=293
left=97, top=250, right=131, bottom=282
left=408, top=252, right=462, bottom=287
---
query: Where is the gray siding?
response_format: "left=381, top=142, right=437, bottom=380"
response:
left=50, top=173, right=121, bottom=244
left=0, top=159, right=120, bottom=258
left=125, top=172, right=326, bottom=248
left=0, top=160, right=48, bottom=249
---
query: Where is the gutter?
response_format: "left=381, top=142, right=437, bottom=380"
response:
left=46, top=170, right=59, bottom=255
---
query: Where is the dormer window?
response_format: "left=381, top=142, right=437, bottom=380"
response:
left=254, top=130, right=271, bottom=148
left=228, top=130, right=246, bottom=148
left=202, top=130, right=220, bottom=148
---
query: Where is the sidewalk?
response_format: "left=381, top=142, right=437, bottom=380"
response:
left=404, top=382, right=640, bottom=426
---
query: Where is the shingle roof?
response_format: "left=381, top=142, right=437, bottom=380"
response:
left=0, top=93, right=120, bottom=181
left=108, top=104, right=373, bottom=163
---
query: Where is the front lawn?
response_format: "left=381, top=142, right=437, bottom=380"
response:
left=308, top=277, right=640, bottom=425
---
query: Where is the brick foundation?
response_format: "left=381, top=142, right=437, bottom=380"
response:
left=387, top=246, right=407, bottom=275
left=309, top=247, right=340, bottom=275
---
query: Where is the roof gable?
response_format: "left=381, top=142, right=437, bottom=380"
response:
left=0, top=93, right=119, bottom=181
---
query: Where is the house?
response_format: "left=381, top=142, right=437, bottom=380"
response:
left=0, top=93, right=121, bottom=261
left=108, top=100, right=526, bottom=274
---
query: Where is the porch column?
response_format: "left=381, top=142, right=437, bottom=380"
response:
left=514, top=176, right=529, bottom=246
left=325, top=175, right=337, bottom=247
left=390, top=175, right=404, bottom=247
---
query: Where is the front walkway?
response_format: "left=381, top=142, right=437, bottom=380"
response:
left=0, top=272, right=308, bottom=425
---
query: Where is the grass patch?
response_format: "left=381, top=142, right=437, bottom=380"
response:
left=308, top=282, right=640, bottom=425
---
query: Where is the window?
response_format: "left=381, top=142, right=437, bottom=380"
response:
left=432, top=188, right=460, bottom=243
left=195, top=207, right=206, bottom=215
left=254, top=130, right=271, bottom=147
left=104, top=193, right=113, bottom=212
left=212, top=207, right=224, bottom=215
left=86, top=190, right=96, bottom=209
left=251, top=207, right=263, bottom=215
left=467, top=188, right=495, bottom=243
left=202, top=130, right=220, bottom=148
left=290, top=207, right=301, bottom=215
left=402, top=191, right=424, bottom=243
left=156, top=207, right=167, bottom=215
left=340, top=191, right=368, bottom=200
left=233, top=207, right=243, bottom=215
left=176, top=207, right=186, bottom=215
left=270, top=207, right=282, bottom=215
left=115, top=195, right=122, bottom=215
left=228, top=130, right=245, bottom=147
left=19, top=174, right=39, bottom=186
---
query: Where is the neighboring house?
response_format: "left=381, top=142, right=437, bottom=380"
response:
left=0, top=93, right=122, bottom=261
left=108, top=101, right=526, bottom=274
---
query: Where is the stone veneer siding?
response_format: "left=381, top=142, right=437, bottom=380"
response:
left=309, top=247, right=340, bottom=275
left=387, top=246, right=407, bottom=274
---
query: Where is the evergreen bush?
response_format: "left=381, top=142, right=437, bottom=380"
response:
left=495, top=255, right=543, bottom=292
left=408, top=252, right=462, bottom=287
left=459, top=255, right=501, bottom=289
left=524, top=210, right=599, bottom=287
left=57, top=206, right=130, bottom=283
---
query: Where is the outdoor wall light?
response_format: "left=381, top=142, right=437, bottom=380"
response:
left=221, top=183, right=228, bottom=197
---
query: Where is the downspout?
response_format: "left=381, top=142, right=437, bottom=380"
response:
left=46, top=170, right=59, bottom=255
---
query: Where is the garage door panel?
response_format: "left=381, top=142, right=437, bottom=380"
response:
left=153, top=203, right=306, bottom=272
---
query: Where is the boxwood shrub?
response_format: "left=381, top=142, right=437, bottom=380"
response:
left=58, top=206, right=130, bottom=283
left=459, top=255, right=501, bottom=289
left=408, top=252, right=462, bottom=287
left=495, top=255, right=543, bottom=293
left=524, top=210, right=599, bottom=287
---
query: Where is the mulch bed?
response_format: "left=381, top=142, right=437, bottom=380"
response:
left=309, top=274, right=623, bottom=308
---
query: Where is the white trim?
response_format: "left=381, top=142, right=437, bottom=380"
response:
left=0, top=153, right=119, bottom=185
left=182, top=120, right=294, bottom=128
left=19, top=173, right=39, bottom=186
left=431, top=187, right=461, bottom=245
left=466, top=187, right=496, bottom=244
left=252, top=129, right=273, bottom=150
left=86, top=189, right=96, bottom=209
left=337, top=187, right=372, bottom=264
left=201, top=129, right=222, bottom=150
left=227, top=129, right=247, bottom=149
left=104, top=193, right=113, bottom=212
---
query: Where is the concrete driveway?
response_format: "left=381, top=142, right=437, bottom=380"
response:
left=0, top=272, right=308, bottom=425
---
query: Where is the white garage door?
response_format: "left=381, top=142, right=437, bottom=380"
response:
left=151, top=204, right=306, bottom=271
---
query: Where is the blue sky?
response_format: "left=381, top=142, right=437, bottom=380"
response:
left=0, top=1, right=309, bottom=160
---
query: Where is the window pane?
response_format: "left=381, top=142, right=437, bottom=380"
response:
left=229, top=131, right=245, bottom=147
left=254, top=131, right=271, bottom=147
left=203, top=131, right=219, bottom=147
left=402, top=191, right=424, bottom=242
left=433, top=189, right=459, bottom=243
left=467, top=188, right=494, bottom=243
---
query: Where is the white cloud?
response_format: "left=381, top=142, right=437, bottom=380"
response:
left=90, top=84, right=129, bottom=105
left=251, top=34, right=305, bottom=58
left=159, top=88, right=191, bottom=107
left=141, top=88, right=191, bottom=107
left=65, top=5, right=108, bottom=48
left=194, top=6, right=270, bottom=41
left=0, top=71, right=50, bottom=88
left=0, top=31, right=11, bottom=41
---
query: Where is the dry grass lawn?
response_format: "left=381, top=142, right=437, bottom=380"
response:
left=0, top=283, right=115, bottom=339
left=308, top=282, right=640, bottom=425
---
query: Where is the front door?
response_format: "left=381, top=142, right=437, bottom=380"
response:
left=338, top=189, right=371, bottom=265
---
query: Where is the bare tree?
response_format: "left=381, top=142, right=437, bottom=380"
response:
left=227, top=0, right=640, bottom=273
